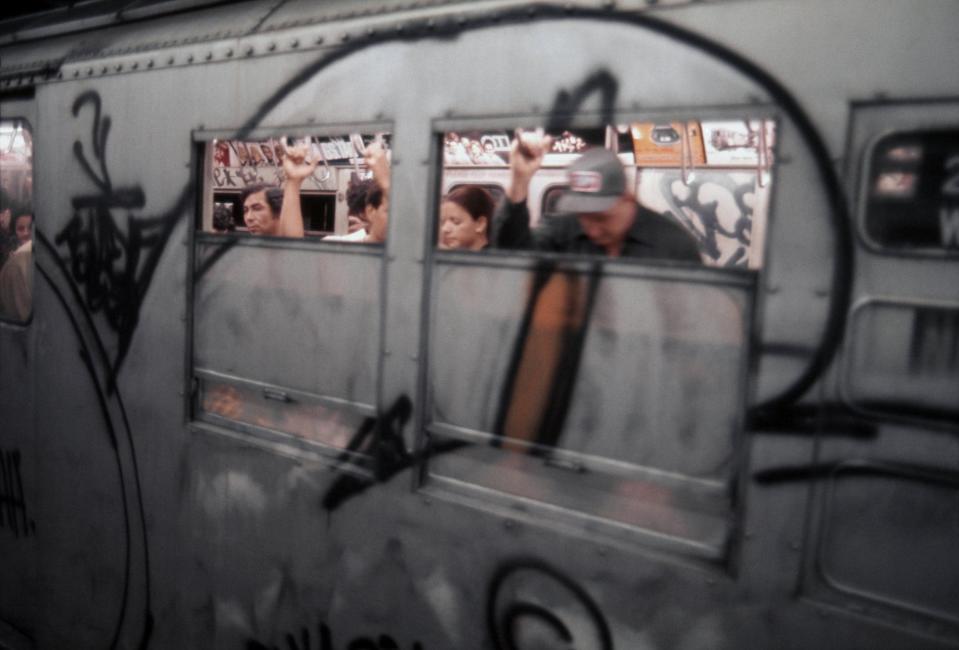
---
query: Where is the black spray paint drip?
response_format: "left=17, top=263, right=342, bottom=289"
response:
left=0, top=448, right=35, bottom=538
left=320, top=395, right=466, bottom=512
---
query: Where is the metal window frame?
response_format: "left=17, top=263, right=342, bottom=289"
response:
left=185, top=120, right=393, bottom=460
left=838, top=295, right=959, bottom=429
left=804, top=458, right=959, bottom=639
left=0, top=115, right=35, bottom=328
left=854, top=125, right=959, bottom=259
left=415, top=107, right=775, bottom=564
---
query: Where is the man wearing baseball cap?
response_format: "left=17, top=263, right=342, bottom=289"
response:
left=493, top=130, right=701, bottom=261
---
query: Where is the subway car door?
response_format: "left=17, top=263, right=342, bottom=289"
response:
left=793, top=99, right=959, bottom=643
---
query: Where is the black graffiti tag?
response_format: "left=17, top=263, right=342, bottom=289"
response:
left=0, top=448, right=35, bottom=538
left=320, top=395, right=466, bottom=512
left=53, top=91, right=184, bottom=386
left=487, top=558, right=613, bottom=650
left=245, top=621, right=423, bottom=650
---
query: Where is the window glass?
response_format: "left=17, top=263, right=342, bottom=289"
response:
left=427, top=118, right=773, bottom=553
left=202, top=133, right=391, bottom=242
left=0, top=119, right=33, bottom=323
left=436, top=120, right=775, bottom=269
left=541, top=184, right=568, bottom=217
left=845, top=301, right=959, bottom=421
left=863, top=129, right=959, bottom=253
left=192, top=130, right=390, bottom=452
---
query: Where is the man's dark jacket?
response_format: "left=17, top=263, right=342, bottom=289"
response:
left=493, top=199, right=702, bottom=263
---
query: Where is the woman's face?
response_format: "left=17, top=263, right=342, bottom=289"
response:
left=14, top=214, right=32, bottom=245
left=440, top=201, right=487, bottom=250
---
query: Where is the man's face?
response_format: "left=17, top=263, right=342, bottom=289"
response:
left=576, top=196, right=633, bottom=250
left=365, top=200, right=389, bottom=243
left=243, top=191, right=277, bottom=236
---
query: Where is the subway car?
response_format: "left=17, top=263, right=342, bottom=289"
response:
left=1, top=0, right=957, bottom=648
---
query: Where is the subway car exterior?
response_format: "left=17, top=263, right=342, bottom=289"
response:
left=1, top=0, right=957, bottom=648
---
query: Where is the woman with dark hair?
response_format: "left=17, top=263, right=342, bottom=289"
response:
left=0, top=193, right=21, bottom=270
left=439, top=185, right=493, bottom=250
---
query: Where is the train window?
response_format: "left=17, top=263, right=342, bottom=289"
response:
left=861, top=129, right=959, bottom=254
left=191, top=129, right=389, bottom=454
left=449, top=183, right=506, bottom=207
left=425, top=119, right=775, bottom=556
left=0, top=119, right=34, bottom=324
left=843, top=300, right=959, bottom=422
left=541, top=184, right=569, bottom=217
left=435, top=121, right=775, bottom=269
left=201, top=133, right=391, bottom=241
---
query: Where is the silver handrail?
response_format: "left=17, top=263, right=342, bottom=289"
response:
left=309, top=136, right=333, bottom=183
left=681, top=122, right=696, bottom=185
left=757, top=119, right=768, bottom=188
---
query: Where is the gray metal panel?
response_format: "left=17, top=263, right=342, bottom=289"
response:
left=260, top=0, right=481, bottom=32
left=818, top=464, right=959, bottom=627
left=663, top=0, right=959, bottom=153
left=429, top=260, right=751, bottom=480
left=0, top=2, right=270, bottom=69
left=193, top=239, right=381, bottom=407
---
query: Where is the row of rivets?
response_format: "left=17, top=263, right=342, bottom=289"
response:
left=10, top=2, right=630, bottom=85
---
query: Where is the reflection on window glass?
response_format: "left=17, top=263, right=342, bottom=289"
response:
left=846, top=302, right=959, bottom=420
left=203, top=133, right=391, bottom=242
left=0, top=119, right=33, bottom=323
left=437, top=119, right=775, bottom=269
left=427, top=264, right=753, bottom=553
left=197, top=376, right=370, bottom=449
left=864, top=129, right=959, bottom=252
left=428, top=116, right=773, bottom=552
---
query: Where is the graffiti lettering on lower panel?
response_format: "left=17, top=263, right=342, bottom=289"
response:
left=487, top=558, right=612, bottom=650
left=245, top=621, right=422, bottom=650
left=0, top=448, right=35, bottom=538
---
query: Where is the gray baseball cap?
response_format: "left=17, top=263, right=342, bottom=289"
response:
left=555, top=147, right=627, bottom=214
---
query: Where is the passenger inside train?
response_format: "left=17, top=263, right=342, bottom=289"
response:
left=0, top=209, right=32, bottom=322
left=437, top=120, right=775, bottom=269
left=238, top=183, right=288, bottom=237
left=317, top=140, right=390, bottom=244
left=345, top=178, right=373, bottom=235
left=494, top=129, right=702, bottom=261
left=0, top=193, right=15, bottom=268
left=438, top=185, right=493, bottom=250
left=202, top=133, right=391, bottom=241
left=0, top=120, right=33, bottom=323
